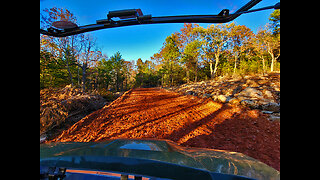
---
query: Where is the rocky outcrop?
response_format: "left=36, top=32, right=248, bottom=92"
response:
left=167, top=73, right=280, bottom=121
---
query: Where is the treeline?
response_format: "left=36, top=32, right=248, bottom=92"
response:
left=138, top=10, right=280, bottom=87
left=40, top=7, right=280, bottom=92
left=40, top=8, right=135, bottom=92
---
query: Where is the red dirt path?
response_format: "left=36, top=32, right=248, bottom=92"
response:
left=52, top=88, right=280, bottom=171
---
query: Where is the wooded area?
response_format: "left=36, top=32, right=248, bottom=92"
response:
left=40, top=8, right=280, bottom=92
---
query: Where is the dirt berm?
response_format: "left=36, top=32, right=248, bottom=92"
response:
left=40, top=86, right=106, bottom=140
left=50, top=88, right=280, bottom=171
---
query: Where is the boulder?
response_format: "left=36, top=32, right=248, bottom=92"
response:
left=229, top=98, right=241, bottom=105
left=262, top=103, right=280, bottom=113
left=240, top=99, right=260, bottom=109
left=213, top=95, right=228, bottom=103
left=238, top=87, right=264, bottom=100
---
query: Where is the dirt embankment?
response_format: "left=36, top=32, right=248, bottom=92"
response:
left=40, top=86, right=106, bottom=141
left=50, top=88, right=280, bottom=171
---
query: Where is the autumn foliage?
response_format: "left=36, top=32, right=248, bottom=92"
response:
left=41, top=8, right=280, bottom=91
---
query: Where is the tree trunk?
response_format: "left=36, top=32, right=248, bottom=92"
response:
left=269, top=51, right=275, bottom=72
left=82, top=63, right=87, bottom=92
left=210, top=61, right=214, bottom=80
left=213, top=54, right=220, bottom=79
left=233, top=55, right=239, bottom=76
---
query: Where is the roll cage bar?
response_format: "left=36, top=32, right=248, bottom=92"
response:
left=40, top=0, right=280, bottom=37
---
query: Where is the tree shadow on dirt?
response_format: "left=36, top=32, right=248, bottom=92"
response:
left=179, top=110, right=281, bottom=171
left=164, top=105, right=233, bottom=142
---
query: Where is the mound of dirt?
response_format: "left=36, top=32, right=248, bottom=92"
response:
left=50, top=88, right=280, bottom=171
left=40, top=85, right=106, bottom=140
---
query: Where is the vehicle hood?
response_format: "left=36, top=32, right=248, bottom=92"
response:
left=40, top=139, right=280, bottom=180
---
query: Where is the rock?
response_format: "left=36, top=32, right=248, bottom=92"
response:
left=238, top=87, right=264, bottom=99
left=263, top=90, right=274, bottom=99
left=186, top=90, right=195, bottom=96
left=262, top=103, right=280, bottom=113
left=40, top=134, right=47, bottom=144
left=229, top=98, right=241, bottom=105
left=262, top=111, right=274, bottom=114
left=203, top=93, right=212, bottom=98
left=200, top=81, right=207, bottom=86
left=232, top=86, right=244, bottom=95
left=213, top=95, right=228, bottom=103
left=246, top=79, right=260, bottom=87
left=241, top=99, right=259, bottom=108
left=269, top=113, right=281, bottom=122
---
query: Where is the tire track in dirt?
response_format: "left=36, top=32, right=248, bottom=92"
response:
left=51, top=88, right=280, bottom=171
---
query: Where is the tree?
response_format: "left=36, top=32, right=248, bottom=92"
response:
left=41, top=8, right=79, bottom=86
left=160, top=34, right=181, bottom=86
left=229, top=25, right=254, bottom=76
left=110, top=52, right=125, bottom=91
left=178, top=24, right=202, bottom=83
left=181, top=40, right=202, bottom=82
left=269, top=10, right=281, bottom=72
left=254, top=27, right=280, bottom=73
left=41, top=9, right=280, bottom=90
left=40, top=7, right=104, bottom=91
left=196, top=23, right=234, bottom=79
left=253, top=29, right=268, bottom=74
left=135, top=59, right=159, bottom=88
left=78, top=35, right=99, bottom=92
left=269, top=10, right=281, bottom=36
left=96, top=55, right=113, bottom=90
left=95, top=52, right=134, bottom=92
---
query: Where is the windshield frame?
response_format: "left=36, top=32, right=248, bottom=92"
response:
left=40, top=0, right=265, bottom=37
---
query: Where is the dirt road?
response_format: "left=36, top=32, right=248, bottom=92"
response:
left=52, top=88, right=280, bottom=171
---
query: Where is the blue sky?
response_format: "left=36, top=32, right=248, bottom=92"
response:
left=40, top=0, right=279, bottom=61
